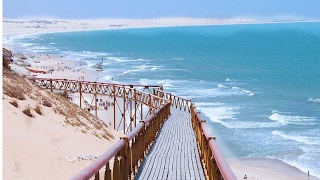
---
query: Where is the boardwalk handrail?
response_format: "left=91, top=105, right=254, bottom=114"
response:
left=191, top=103, right=237, bottom=180
left=29, top=78, right=165, bottom=109
left=32, top=78, right=236, bottom=179
left=70, top=102, right=171, bottom=180
left=153, top=88, right=192, bottom=112
left=30, top=78, right=169, bottom=133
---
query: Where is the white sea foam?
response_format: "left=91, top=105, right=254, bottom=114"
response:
left=138, top=79, right=154, bottom=85
left=217, top=84, right=227, bottom=88
left=107, top=56, right=145, bottom=62
left=156, top=79, right=173, bottom=88
left=123, top=69, right=137, bottom=75
left=308, top=97, right=320, bottom=104
left=183, top=88, right=237, bottom=98
left=269, top=110, right=316, bottom=125
left=226, top=78, right=232, bottom=82
left=198, top=108, right=279, bottom=129
left=197, top=105, right=240, bottom=129
left=283, top=159, right=320, bottom=179
left=194, top=102, right=224, bottom=106
left=102, top=75, right=114, bottom=81
left=242, top=89, right=255, bottom=96
left=272, top=130, right=320, bottom=145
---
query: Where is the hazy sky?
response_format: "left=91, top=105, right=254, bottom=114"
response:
left=3, top=0, right=320, bottom=20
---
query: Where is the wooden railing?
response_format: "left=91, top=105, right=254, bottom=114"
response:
left=30, top=78, right=235, bottom=179
left=153, top=89, right=192, bottom=112
left=70, top=102, right=171, bottom=180
left=191, top=104, right=237, bottom=180
left=29, top=78, right=165, bottom=133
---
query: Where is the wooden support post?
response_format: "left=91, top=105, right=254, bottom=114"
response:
left=104, top=162, right=111, bottom=180
left=95, top=83, right=97, bottom=117
left=79, top=82, right=82, bottom=108
left=113, top=86, right=116, bottom=130
left=50, top=79, right=53, bottom=92
left=134, top=89, right=137, bottom=128
left=120, top=137, right=129, bottom=180
left=95, top=93, right=97, bottom=117
left=123, top=97, right=126, bottom=134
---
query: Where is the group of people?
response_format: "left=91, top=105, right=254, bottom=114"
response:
left=98, top=99, right=114, bottom=111
left=83, top=99, right=114, bottom=112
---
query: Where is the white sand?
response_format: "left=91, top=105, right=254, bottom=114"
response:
left=2, top=90, right=124, bottom=179
left=3, top=17, right=319, bottom=179
left=228, top=158, right=320, bottom=180
left=2, top=17, right=250, bottom=36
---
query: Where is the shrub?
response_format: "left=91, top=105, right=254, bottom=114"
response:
left=34, top=105, right=42, bottom=115
left=81, top=129, right=87, bottom=134
left=23, top=105, right=34, bottom=117
left=42, top=99, right=52, bottom=107
left=9, top=100, right=19, bottom=108
left=3, top=84, right=26, bottom=100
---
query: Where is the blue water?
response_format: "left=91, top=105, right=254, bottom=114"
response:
left=6, top=22, right=320, bottom=177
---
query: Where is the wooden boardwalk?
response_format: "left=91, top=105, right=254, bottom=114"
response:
left=135, top=107, right=206, bottom=180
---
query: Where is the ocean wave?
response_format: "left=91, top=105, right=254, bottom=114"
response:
left=197, top=106, right=239, bottom=129
left=197, top=107, right=281, bottom=129
left=217, top=84, right=228, bottom=88
left=191, top=88, right=238, bottom=97
left=226, top=78, right=232, bottom=82
left=308, top=97, right=320, bottom=104
left=184, top=85, right=254, bottom=98
left=123, top=69, right=137, bottom=75
left=268, top=156, right=320, bottom=179
left=138, top=79, right=154, bottom=85
left=269, top=110, right=316, bottom=125
left=156, top=79, right=174, bottom=88
left=138, top=79, right=174, bottom=88
left=107, top=56, right=145, bottom=62
left=62, top=51, right=110, bottom=61
left=194, top=102, right=224, bottom=106
left=272, top=130, right=320, bottom=145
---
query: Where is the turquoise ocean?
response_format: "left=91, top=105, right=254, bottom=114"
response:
left=6, top=22, right=320, bottom=177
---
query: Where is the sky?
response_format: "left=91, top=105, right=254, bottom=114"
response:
left=2, top=0, right=320, bottom=20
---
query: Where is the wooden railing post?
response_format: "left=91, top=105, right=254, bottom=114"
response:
left=113, top=153, right=120, bottom=180
left=79, top=81, right=82, bottom=108
left=119, top=137, right=130, bottom=180
left=50, top=79, right=53, bottom=92
left=104, top=162, right=111, bottom=180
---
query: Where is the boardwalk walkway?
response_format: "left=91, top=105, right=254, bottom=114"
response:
left=135, top=107, right=206, bottom=180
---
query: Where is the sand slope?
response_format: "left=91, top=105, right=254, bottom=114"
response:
left=2, top=69, right=124, bottom=180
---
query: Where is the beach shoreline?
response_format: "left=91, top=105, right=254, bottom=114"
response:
left=3, top=17, right=320, bottom=37
left=227, top=158, right=319, bottom=180
left=3, top=17, right=320, bottom=179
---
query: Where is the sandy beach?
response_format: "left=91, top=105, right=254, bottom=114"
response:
left=228, top=158, right=319, bottom=180
left=3, top=17, right=320, bottom=179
